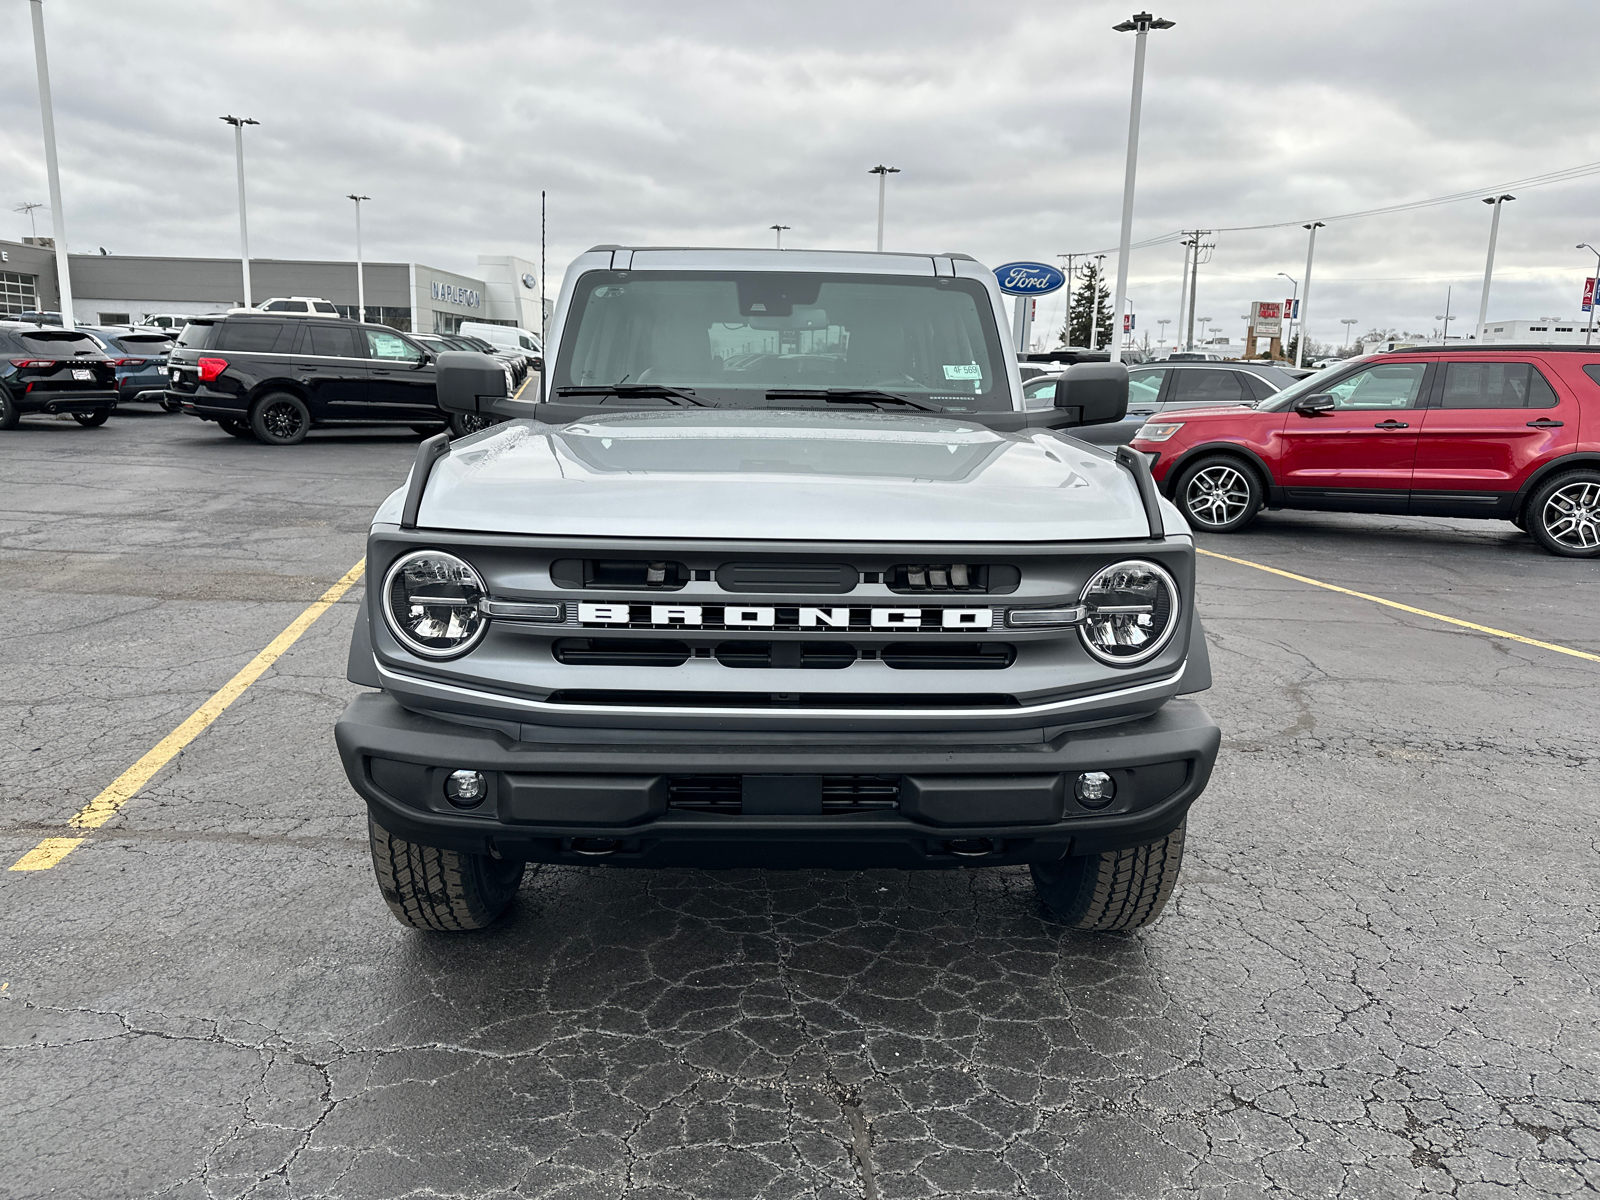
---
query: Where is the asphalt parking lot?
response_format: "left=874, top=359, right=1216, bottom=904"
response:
left=3, top=410, right=1597, bottom=1200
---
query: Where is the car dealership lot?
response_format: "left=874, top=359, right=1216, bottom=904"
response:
left=3, top=416, right=1597, bottom=1199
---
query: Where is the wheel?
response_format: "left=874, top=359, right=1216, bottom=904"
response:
left=218, top=418, right=254, bottom=439
left=1030, top=821, right=1186, bottom=931
left=411, top=423, right=448, bottom=436
left=71, top=409, right=110, bottom=427
left=1526, top=470, right=1600, bottom=558
left=248, top=392, right=310, bottom=445
left=449, top=411, right=498, bottom=438
left=1174, top=455, right=1263, bottom=533
left=368, top=817, right=526, bottom=931
left=0, top=389, right=22, bottom=430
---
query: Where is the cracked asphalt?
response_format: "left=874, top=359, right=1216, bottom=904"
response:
left=3, top=410, right=1598, bottom=1199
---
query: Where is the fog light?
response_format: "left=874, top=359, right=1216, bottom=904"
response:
left=1075, top=771, right=1116, bottom=808
left=444, top=769, right=487, bottom=808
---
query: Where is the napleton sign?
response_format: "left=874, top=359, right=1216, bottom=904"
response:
left=1251, top=301, right=1283, bottom=337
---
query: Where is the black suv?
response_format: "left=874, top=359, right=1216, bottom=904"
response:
left=0, top=323, right=118, bottom=430
left=166, top=314, right=485, bottom=444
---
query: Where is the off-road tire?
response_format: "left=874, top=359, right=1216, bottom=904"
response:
left=1030, top=821, right=1186, bottom=931
left=249, top=392, right=310, bottom=446
left=0, top=389, right=17, bottom=430
left=449, top=411, right=498, bottom=438
left=1173, top=455, right=1263, bottom=533
left=218, top=418, right=254, bottom=439
left=368, top=817, right=526, bottom=931
left=1525, top=469, right=1600, bottom=558
left=71, top=409, right=111, bottom=427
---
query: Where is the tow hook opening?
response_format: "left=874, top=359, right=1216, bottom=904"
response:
left=567, top=837, right=621, bottom=856
left=944, top=837, right=997, bottom=857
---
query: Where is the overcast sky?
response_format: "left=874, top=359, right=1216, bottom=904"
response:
left=3, top=0, right=1598, bottom=348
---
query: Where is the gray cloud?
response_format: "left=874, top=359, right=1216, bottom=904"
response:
left=2, top=0, right=1597, bottom=345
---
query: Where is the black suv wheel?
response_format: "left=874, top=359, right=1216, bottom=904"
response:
left=368, top=818, right=526, bottom=931
left=1526, top=470, right=1600, bottom=558
left=71, top=409, right=110, bottom=428
left=218, top=418, right=253, bottom=439
left=449, top=411, right=498, bottom=438
left=1031, top=822, right=1186, bottom=931
left=249, top=393, right=310, bottom=446
left=0, top=389, right=20, bottom=430
left=1174, top=455, right=1263, bottom=533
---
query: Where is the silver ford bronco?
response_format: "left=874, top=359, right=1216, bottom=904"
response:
left=335, top=247, right=1218, bottom=932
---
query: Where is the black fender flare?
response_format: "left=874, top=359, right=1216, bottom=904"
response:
left=1511, top=453, right=1600, bottom=520
left=1162, top=442, right=1281, bottom=506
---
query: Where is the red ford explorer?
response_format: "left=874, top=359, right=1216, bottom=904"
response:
left=1130, top=345, right=1600, bottom=557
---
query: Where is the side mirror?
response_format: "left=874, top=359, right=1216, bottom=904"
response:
left=1053, top=362, right=1129, bottom=426
left=1294, top=393, right=1336, bottom=416
left=435, top=351, right=508, bottom=415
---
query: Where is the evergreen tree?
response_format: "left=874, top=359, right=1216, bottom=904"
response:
left=1059, top=263, right=1112, bottom=349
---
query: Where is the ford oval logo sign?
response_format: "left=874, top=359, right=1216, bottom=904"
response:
left=994, top=261, right=1065, bottom=296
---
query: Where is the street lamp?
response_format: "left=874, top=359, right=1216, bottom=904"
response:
left=1277, top=271, right=1298, bottom=351
left=1341, top=317, right=1358, bottom=347
left=1197, top=316, right=1212, bottom=343
left=770, top=224, right=790, bottom=250
left=1577, top=243, right=1600, bottom=345
left=868, top=165, right=899, bottom=252
left=1108, top=12, right=1175, bottom=364
left=220, top=115, right=259, bottom=308
left=29, top=0, right=75, bottom=329
left=347, top=194, right=370, bottom=322
left=1435, top=285, right=1456, bottom=342
left=1475, top=194, right=1515, bottom=339
left=1296, top=221, right=1325, bottom=367
left=1156, top=316, right=1170, bottom=345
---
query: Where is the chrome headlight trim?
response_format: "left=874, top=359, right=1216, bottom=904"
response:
left=381, top=549, right=490, bottom=661
left=1077, top=559, right=1181, bottom=667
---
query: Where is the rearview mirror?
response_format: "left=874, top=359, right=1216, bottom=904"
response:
left=1294, top=393, right=1336, bottom=416
left=435, top=351, right=508, bottom=415
left=1053, top=362, right=1129, bottom=426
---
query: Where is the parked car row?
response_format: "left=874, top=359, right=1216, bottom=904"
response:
left=1132, top=344, right=1600, bottom=557
left=0, top=322, right=119, bottom=428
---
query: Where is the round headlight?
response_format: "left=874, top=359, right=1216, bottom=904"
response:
left=383, top=550, right=488, bottom=659
left=1077, top=559, right=1179, bottom=667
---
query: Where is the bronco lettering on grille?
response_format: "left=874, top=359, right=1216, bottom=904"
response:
left=577, top=603, right=993, bottom=630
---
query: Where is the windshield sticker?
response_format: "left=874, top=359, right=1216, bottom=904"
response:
left=942, top=364, right=983, bottom=381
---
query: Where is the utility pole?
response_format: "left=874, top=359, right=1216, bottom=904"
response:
left=1181, top=231, right=1211, bottom=350
left=1176, top=239, right=1193, bottom=348
left=1475, top=195, right=1514, bottom=339
left=1297, top=222, right=1324, bottom=367
left=1056, top=253, right=1078, bottom=345
left=868, top=165, right=899, bottom=252
left=1108, top=12, right=1174, bottom=363
left=1580, top=243, right=1600, bottom=346
left=770, top=224, right=790, bottom=249
left=29, top=0, right=75, bottom=329
left=220, top=115, right=259, bottom=308
left=347, top=194, right=369, bottom=322
left=1088, top=255, right=1106, bottom=351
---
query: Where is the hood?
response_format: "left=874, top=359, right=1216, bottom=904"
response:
left=407, top=409, right=1153, bottom=542
left=1160, top=404, right=1259, bottom=419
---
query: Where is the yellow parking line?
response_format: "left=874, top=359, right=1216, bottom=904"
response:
left=1196, top=548, right=1600, bottom=665
left=9, top=558, right=367, bottom=872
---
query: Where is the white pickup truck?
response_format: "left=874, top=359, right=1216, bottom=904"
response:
left=335, top=247, right=1218, bottom=933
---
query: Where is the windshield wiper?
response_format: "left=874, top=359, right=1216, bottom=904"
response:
left=556, top=384, right=709, bottom=407
left=764, top=388, right=942, bottom=412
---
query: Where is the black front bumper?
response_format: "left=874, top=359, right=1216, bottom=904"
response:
left=336, top=692, right=1220, bottom=870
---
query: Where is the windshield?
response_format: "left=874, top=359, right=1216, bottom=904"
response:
left=555, top=270, right=1011, bottom=413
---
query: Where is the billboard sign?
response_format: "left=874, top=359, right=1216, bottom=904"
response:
left=1252, top=301, right=1283, bottom=337
left=993, top=262, right=1065, bottom=296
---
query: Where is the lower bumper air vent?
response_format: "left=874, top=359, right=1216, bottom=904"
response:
left=667, top=775, right=901, bottom=814
left=714, top=641, right=856, bottom=669
left=552, top=638, right=691, bottom=667
left=881, top=642, right=1016, bottom=670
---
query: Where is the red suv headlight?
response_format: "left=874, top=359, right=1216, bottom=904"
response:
left=197, top=357, right=228, bottom=382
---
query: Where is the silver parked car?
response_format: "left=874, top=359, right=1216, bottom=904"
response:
left=335, top=247, right=1219, bottom=934
left=1024, top=360, right=1301, bottom=445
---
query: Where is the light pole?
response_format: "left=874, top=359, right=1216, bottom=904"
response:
left=1579, top=243, right=1600, bottom=345
left=1341, top=317, right=1358, bottom=347
left=346, top=194, right=370, bottom=322
left=1239, top=314, right=1251, bottom=357
left=220, top=115, right=259, bottom=308
left=868, top=165, right=899, bottom=252
left=1435, top=285, right=1455, bottom=343
left=1088, top=254, right=1106, bottom=351
left=1157, top=316, right=1170, bottom=345
left=1475, top=194, right=1514, bottom=339
left=1295, top=221, right=1324, bottom=367
left=770, top=224, right=790, bottom=250
left=1277, top=271, right=1298, bottom=353
left=1108, top=12, right=1175, bottom=364
left=1056, top=253, right=1077, bottom=346
left=29, top=0, right=75, bottom=329
left=1197, top=316, right=1212, bottom=344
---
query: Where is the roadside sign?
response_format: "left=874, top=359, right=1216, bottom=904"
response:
left=1584, top=277, right=1595, bottom=313
left=993, top=262, right=1066, bottom=296
left=1283, top=298, right=1299, bottom=319
left=1252, top=301, right=1283, bottom=337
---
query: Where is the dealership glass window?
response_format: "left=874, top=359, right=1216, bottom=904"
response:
left=365, top=329, right=423, bottom=363
left=214, top=320, right=295, bottom=352
left=333, top=305, right=410, bottom=331
left=1439, top=362, right=1557, bottom=409
left=97, top=312, right=131, bottom=326
left=0, top=271, right=39, bottom=318
left=433, top=312, right=465, bottom=335
left=307, top=323, right=359, bottom=358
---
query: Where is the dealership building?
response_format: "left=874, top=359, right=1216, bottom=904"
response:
left=0, top=237, right=546, bottom=334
